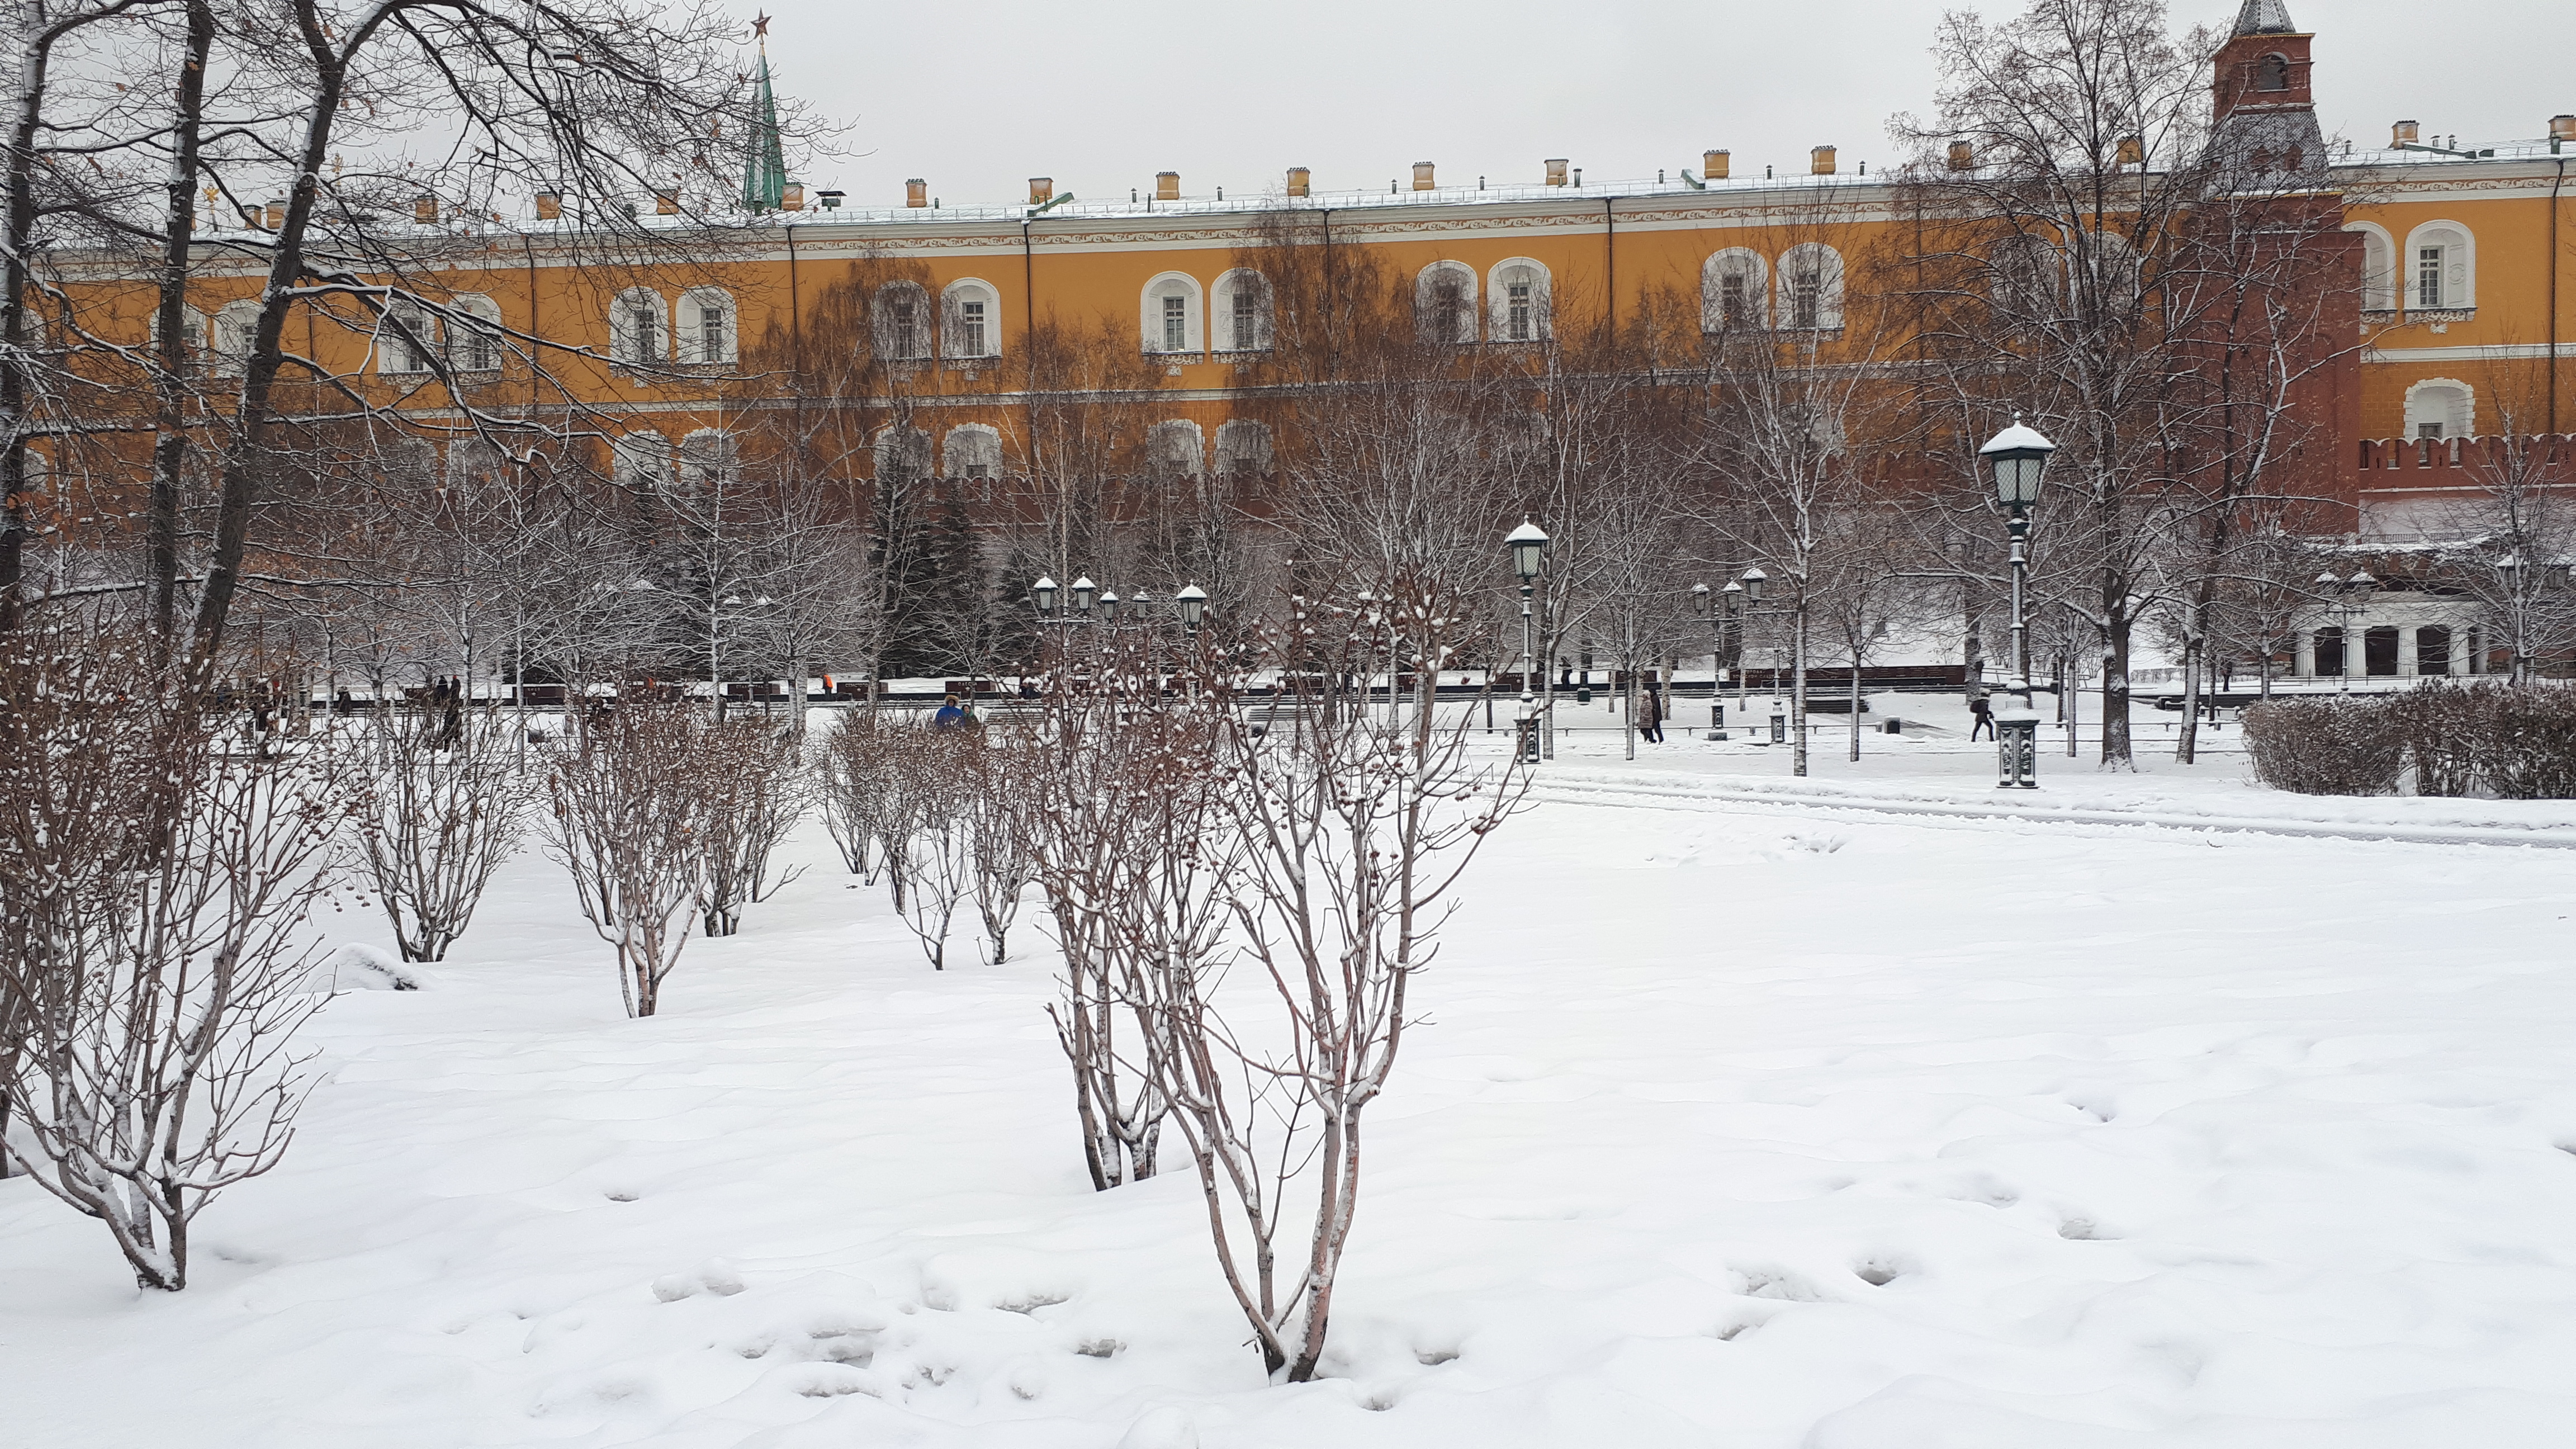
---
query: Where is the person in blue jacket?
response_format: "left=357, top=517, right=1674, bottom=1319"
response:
left=931, top=694, right=975, bottom=730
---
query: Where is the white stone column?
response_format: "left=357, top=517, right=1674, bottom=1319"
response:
left=2295, top=629, right=2316, bottom=678
left=2449, top=624, right=2471, bottom=677
left=2399, top=621, right=2419, bottom=677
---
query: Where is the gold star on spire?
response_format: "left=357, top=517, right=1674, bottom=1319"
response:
left=751, top=11, right=770, bottom=46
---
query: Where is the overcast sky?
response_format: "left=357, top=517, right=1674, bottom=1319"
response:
left=754, top=1, right=2565, bottom=211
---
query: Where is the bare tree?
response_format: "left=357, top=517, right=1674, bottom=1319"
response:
left=352, top=704, right=538, bottom=963
left=694, top=717, right=808, bottom=937
left=0, top=626, right=356, bottom=1289
left=539, top=701, right=714, bottom=1017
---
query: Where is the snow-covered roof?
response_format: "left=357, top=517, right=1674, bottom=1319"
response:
left=2233, top=0, right=2297, bottom=36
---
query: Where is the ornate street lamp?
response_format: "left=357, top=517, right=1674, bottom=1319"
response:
left=1176, top=583, right=1208, bottom=633
left=1506, top=519, right=1550, bottom=763
left=1069, top=575, right=1097, bottom=618
left=1032, top=575, right=1058, bottom=617
left=1979, top=415, right=2056, bottom=788
left=1098, top=589, right=1119, bottom=623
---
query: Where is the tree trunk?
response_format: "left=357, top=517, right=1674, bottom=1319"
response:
left=147, top=1, right=215, bottom=662
left=2100, top=614, right=2134, bottom=769
left=1790, top=604, right=1810, bottom=778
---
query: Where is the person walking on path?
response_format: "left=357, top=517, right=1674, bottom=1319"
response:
left=1969, top=692, right=1995, bottom=740
left=1639, top=685, right=1664, bottom=744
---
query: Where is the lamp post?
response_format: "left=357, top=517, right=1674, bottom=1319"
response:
left=2493, top=553, right=2528, bottom=681
left=1507, top=519, right=1550, bottom=763
left=1978, top=415, right=2055, bottom=788
left=1692, top=583, right=1725, bottom=736
left=1720, top=569, right=1792, bottom=746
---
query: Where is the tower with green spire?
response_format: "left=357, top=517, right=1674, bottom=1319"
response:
left=741, top=13, right=787, bottom=212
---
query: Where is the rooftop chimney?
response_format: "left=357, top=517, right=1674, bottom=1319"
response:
left=816, top=190, right=844, bottom=210
left=2392, top=120, right=2419, bottom=147
left=783, top=179, right=805, bottom=211
left=1028, top=177, right=1053, bottom=205
left=264, top=196, right=287, bottom=229
left=1948, top=140, right=1975, bottom=171
left=1811, top=145, right=1838, bottom=176
left=1286, top=167, right=1310, bottom=197
left=2553, top=115, right=2576, bottom=143
left=1412, top=161, right=1436, bottom=191
left=653, top=185, right=679, bottom=216
left=1702, top=150, right=1728, bottom=182
left=2116, top=134, right=2146, bottom=166
left=413, top=193, right=438, bottom=224
left=1156, top=171, right=1180, bottom=201
left=906, top=178, right=928, bottom=208
left=1545, top=158, right=1569, bottom=187
left=534, top=188, right=562, bottom=221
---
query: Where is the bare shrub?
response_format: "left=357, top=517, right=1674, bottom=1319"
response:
left=697, top=718, right=810, bottom=937
left=815, top=709, right=901, bottom=881
left=2243, top=696, right=2404, bottom=795
left=539, top=702, right=719, bottom=1017
left=965, top=732, right=1038, bottom=964
left=352, top=708, right=539, bottom=962
left=889, top=730, right=976, bottom=970
left=0, top=632, right=357, bottom=1290
left=2483, top=686, right=2576, bottom=799
left=2388, top=684, right=2490, bottom=798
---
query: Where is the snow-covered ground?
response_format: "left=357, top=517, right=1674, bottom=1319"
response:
left=8, top=738, right=2576, bottom=1448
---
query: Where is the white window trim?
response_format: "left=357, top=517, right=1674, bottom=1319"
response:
left=449, top=293, right=504, bottom=372
left=677, top=427, right=740, bottom=488
left=2402, top=376, right=2476, bottom=439
left=1414, top=261, right=1479, bottom=344
left=1145, top=418, right=1206, bottom=477
left=2399, top=220, right=2475, bottom=311
left=1775, top=242, right=1846, bottom=331
left=609, top=287, right=669, bottom=366
left=1214, top=418, right=1275, bottom=477
left=874, top=282, right=934, bottom=362
left=1140, top=272, right=1205, bottom=356
left=675, top=287, right=737, bottom=365
left=942, top=423, right=1003, bottom=479
left=874, top=425, right=932, bottom=481
left=1210, top=268, right=1273, bottom=353
left=2343, top=221, right=2397, bottom=312
left=209, top=300, right=262, bottom=375
left=610, top=432, right=672, bottom=489
left=940, top=278, right=1002, bottom=360
left=1485, top=258, right=1553, bottom=343
left=378, top=301, right=435, bottom=375
left=1701, top=248, right=1770, bottom=333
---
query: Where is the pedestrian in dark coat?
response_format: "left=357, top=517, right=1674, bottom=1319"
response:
left=1969, top=692, right=1995, bottom=740
left=1639, top=685, right=1664, bottom=744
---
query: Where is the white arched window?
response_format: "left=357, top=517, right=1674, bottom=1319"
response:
left=379, top=300, right=434, bottom=374
left=209, top=300, right=261, bottom=375
left=1211, top=268, right=1273, bottom=353
left=384, top=436, right=439, bottom=487
left=678, top=428, right=738, bottom=489
left=1414, top=261, right=1478, bottom=344
left=943, top=424, right=1002, bottom=480
left=2403, top=378, right=2475, bottom=440
left=873, top=281, right=931, bottom=361
left=151, top=302, right=209, bottom=361
left=610, top=433, right=671, bottom=490
left=609, top=287, right=667, bottom=365
left=1776, top=243, right=1846, bottom=330
left=1145, top=419, right=1205, bottom=479
left=449, top=294, right=503, bottom=372
left=874, top=425, right=931, bottom=483
left=1214, top=419, right=1274, bottom=477
left=1701, top=249, right=1769, bottom=332
left=1141, top=272, right=1204, bottom=355
left=941, top=279, right=1001, bottom=360
left=676, top=287, right=736, bottom=364
left=2346, top=223, right=2397, bottom=312
left=1487, top=259, right=1552, bottom=343
left=2402, top=221, right=2474, bottom=311
left=445, top=437, right=511, bottom=489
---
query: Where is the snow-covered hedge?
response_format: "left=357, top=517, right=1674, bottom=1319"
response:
left=2244, top=697, right=2405, bottom=795
left=2250, top=683, right=2576, bottom=798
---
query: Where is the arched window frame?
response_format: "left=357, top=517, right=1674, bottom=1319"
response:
left=2401, top=220, right=2475, bottom=311
left=873, top=282, right=933, bottom=362
left=677, top=427, right=739, bottom=489
left=1700, top=248, right=1770, bottom=333
left=675, top=287, right=736, bottom=365
left=943, top=423, right=1002, bottom=480
left=1775, top=243, right=1846, bottom=331
left=2345, top=222, right=2397, bottom=313
left=940, top=278, right=1001, bottom=361
left=2403, top=377, right=2475, bottom=440
left=378, top=299, right=435, bottom=375
left=448, top=294, right=504, bottom=373
left=609, top=287, right=667, bottom=366
left=1214, top=419, right=1275, bottom=479
left=610, top=432, right=672, bottom=491
left=1140, top=272, right=1204, bottom=356
left=1486, top=258, right=1553, bottom=344
left=383, top=435, right=439, bottom=488
left=1210, top=268, right=1274, bottom=354
left=208, top=299, right=262, bottom=375
left=444, top=437, right=512, bottom=490
left=1145, top=419, right=1205, bottom=480
left=1414, top=261, right=1478, bottom=344
left=873, top=425, right=931, bottom=484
